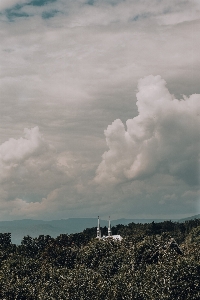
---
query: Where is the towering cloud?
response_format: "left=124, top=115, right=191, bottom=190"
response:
left=95, top=75, right=200, bottom=186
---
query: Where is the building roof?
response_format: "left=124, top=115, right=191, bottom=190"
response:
left=100, top=234, right=123, bottom=241
left=107, top=235, right=123, bottom=241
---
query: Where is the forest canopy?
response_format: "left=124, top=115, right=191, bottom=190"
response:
left=0, top=219, right=200, bottom=299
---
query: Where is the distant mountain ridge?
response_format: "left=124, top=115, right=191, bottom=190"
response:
left=178, top=214, right=200, bottom=222
left=0, top=215, right=198, bottom=245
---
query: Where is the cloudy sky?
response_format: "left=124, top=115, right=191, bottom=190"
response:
left=0, top=0, right=199, bottom=221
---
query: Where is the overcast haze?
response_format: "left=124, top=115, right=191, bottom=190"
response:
left=0, top=0, right=199, bottom=221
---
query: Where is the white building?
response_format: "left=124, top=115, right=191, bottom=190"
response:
left=96, top=216, right=123, bottom=241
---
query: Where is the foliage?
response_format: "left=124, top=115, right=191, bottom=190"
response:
left=0, top=219, right=199, bottom=299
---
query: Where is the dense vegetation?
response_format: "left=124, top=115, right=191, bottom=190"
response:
left=0, top=219, right=200, bottom=299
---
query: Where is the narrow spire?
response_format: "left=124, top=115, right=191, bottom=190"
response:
left=97, top=216, right=101, bottom=239
left=108, top=216, right=112, bottom=237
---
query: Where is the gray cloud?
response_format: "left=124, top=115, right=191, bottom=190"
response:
left=0, top=1, right=28, bottom=11
left=0, top=127, right=93, bottom=219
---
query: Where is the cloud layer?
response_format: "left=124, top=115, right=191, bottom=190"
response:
left=95, top=75, right=200, bottom=186
left=0, top=0, right=199, bottom=220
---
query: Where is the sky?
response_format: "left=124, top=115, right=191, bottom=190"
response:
left=0, top=0, right=199, bottom=221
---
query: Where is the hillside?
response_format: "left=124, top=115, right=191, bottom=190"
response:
left=0, top=218, right=200, bottom=299
left=179, top=214, right=200, bottom=222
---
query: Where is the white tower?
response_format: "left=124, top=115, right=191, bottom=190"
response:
left=108, top=216, right=112, bottom=237
left=97, top=216, right=101, bottom=239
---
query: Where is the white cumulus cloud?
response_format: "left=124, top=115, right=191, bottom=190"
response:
left=0, top=126, right=48, bottom=186
left=0, top=126, right=46, bottom=163
left=95, top=75, right=200, bottom=186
